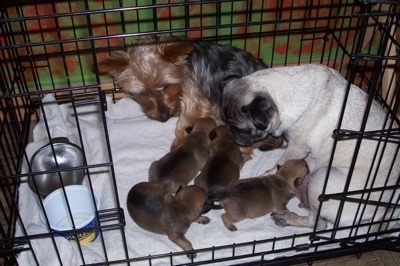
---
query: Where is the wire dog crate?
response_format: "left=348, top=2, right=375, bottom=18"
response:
left=1, top=0, right=399, bottom=265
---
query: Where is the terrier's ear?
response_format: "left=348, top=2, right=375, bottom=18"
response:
left=162, top=41, right=194, bottom=63
left=209, top=129, right=217, bottom=141
left=97, top=51, right=131, bottom=76
left=185, top=126, right=194, bottom=134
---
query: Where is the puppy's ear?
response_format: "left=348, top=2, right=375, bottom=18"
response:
left=185, top=126, right=194, bottom=134
left=175, top=185, right=184, bottom=195
left=294, top=178, right=303, bottom=188
left=242, top=95, right=277, bottom=131
left=220, top=75, right=240, bottom=91
left=301, top=159, right=310, bottom=174
left=97, top=51, right=130, bottom=76
left=209, top=129, right=217, bottom=141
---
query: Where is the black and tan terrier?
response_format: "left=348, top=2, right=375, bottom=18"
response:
left=149, top=117, right=217, bottom=193
left=216, top=159, right=309, bottom=231
left=126, top=182, right=210, bottom=258
left=98, top=35, right=284, bottom=154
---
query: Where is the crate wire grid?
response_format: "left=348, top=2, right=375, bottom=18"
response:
left=1, top=0, right=400, bottom=265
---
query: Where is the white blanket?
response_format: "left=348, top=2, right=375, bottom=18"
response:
left=16, top=94, right=324, bottom=265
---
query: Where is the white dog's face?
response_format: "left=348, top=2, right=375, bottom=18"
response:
left=221, top=78, right=281, bottom=146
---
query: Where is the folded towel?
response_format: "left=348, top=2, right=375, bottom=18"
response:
left=16, top=94, right=325, bottom=265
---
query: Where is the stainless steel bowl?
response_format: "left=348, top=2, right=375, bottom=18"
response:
left=29, top=137, right=85, bottom=197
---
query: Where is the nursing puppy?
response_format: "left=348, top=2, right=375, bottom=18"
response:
left=194, top=125, right=245, bottom=211
left=97, top=35, right=283, bottom=152
left=126, top=182, right=210, bottom=258
left=222, top=64, right=400, bottom=230
left=217, top=159, right=309, bottom=231
left=149, top=117, right=216, bottom=193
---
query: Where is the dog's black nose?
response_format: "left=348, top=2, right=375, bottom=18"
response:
left=158, top=113, right=170, bottom=122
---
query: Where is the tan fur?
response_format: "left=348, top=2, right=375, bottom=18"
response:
left=98, top=36, right=210, bottom=150
left=174, top=79, right=212, bottom=149
left=194, top=125, right=244, bottom=197
left=148, top=117, right=217, bottom=193
left=126, top=182, right=210, bottom=258
left=218, top=159, right=309, bottom=231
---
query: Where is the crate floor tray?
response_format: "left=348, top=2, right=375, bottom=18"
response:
left=15, top=94, right=378, bottom=265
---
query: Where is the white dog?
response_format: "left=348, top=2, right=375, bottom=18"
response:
left=221, top=64, right=400, bottom=230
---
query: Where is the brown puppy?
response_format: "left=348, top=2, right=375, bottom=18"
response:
left=194, top=125, right=245, bottom=211
left=126, top=182, right=210, bottom=258
left=218, top=159, right=309, bottom=231
left=149, top=117, right=217, bottom=193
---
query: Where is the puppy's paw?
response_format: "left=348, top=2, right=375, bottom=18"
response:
left=197, top=216, right=210, bottom=224
left=226, top=224, right=237, bottom=231
left=222, top=220, right=238, bottom=231
left=254, top=135, right=285, bottom=151
left=298, top=202, right=305, bottom=208
left=241, top=153, right=252, bottom=164
left=239, top=146, right=253, bottom=162
left=280, top=138, right=288, bottom=149
left=221, top=214, right=237, bottom=231
left=271, top=211, right=291, bottom=227
left=186, top=251, right=197, bottom=259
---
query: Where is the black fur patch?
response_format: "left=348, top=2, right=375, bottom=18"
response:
left=242, top=95, right=277, bottom=130
left=188, top=40, right=268, bottom=105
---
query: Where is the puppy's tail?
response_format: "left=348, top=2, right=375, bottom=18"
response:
left=201, top=199, right=222, bottom=214
left=210, top=199, right=223, bottom=210
left=206, top=191, right=229, bottom=211
left=209, top=190, right=228, bottom=201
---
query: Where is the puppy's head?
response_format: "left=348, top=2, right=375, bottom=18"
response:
left=221, top=77, right=280, bottom=146
left=208, top=125, right=236, bottom=150
left=187, top=117, right=217, bottom=135
left=98, top=36, right=194, bottom=122
left=276, top=159, right=309, bottom=189
left=176, top=185, right=208, bottom=215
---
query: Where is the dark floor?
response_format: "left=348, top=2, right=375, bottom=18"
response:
left=296, top=249, right=400, bottom=266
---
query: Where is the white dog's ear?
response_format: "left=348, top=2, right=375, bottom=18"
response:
left=242, top=95, right=277, bottom=131
left=220, top=75, right=240, bottom=91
